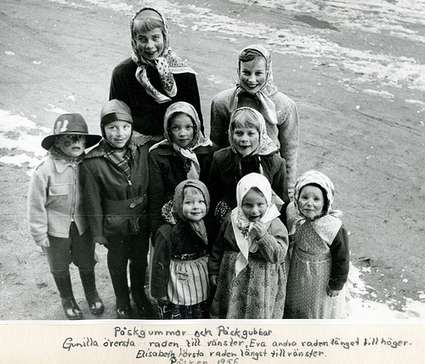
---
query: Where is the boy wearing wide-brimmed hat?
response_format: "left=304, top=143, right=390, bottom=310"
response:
left=27, top=113, right=104, bottom=320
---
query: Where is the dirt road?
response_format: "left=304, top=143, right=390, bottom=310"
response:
left=0, top=0, right=424, bottom=319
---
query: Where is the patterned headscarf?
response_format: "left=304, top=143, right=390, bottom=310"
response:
left=228, top=106, right=278, bottom=157
left=287, top=170, right=343, bottom=244
left=231, top=173, right=280, bottom=277
left=235, top=44, right=279, bottom=126
left=150, top=101, right=212, bottom=179
left=131, top=8, right=195, bottom=104
left=173, top=179, right=210, bottom=244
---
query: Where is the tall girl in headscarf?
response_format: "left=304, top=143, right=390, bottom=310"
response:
left=210, top=44, right=299, bottom=197
left=110, top=7, right=204, bottom=144
left=208, top=106, right=289, bottom=231
left=209, top=173, right=289, bottom=319
left=151, top=179, right=210, bottom=319
left=285, top=170, right=350, bottom=319
left=148, top=101, right=217, bottom=238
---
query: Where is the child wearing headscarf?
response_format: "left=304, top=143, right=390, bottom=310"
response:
left=210, top=44, right=299, bottom=197
left=208, top=106, right=289, bottom=230
left=209, top=173, right=289, bottom=319
left=80, top=99, right=153, bottom=319
left=110, top=7, right=204, bottom=143
left=28, top=113, right=103, bottom=320
left=148, top=101, right=216, bottom=238
left=151, top=179, right=210, bottom=319
left=285, top=170, right=349, bottom=319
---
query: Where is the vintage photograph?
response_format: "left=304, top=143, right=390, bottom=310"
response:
left=0, top=0, right=424, bottom=326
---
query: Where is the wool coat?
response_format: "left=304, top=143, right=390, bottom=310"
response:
left=79, top=135, right=150, bottom=245
left=28, top=155, right=87, bottom=244
left=148, top=144, right=217, bottom=237
left=110, top=58, right=204, bottom=137
left=210, top=88, right=298, bottom=196
left=208, top=147, right=289, bottom=222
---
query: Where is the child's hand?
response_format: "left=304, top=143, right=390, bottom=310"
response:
left=157, top=296, right=169, bottom=305
left=250, top=222, right=267, bottom=240
left=37, top=238, right=50, bottom=248
left=326, top=286, right=340, bottom=297
left=210, top=275, right=218, bottom=286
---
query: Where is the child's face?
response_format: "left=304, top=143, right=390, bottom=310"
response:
left=104, top=121, right=132, bottom=148
left=181, top=187, right=207, bottom=222
left=169, top=113, right=195, bottom=148
left=55, top=135, right=86, bottom=158
left=241, top=188, right=267, bottom=222
left=298, top=185, right=325, bottom=220
left=232, top=126, right=259, bottom=156
left=239, top=57, right=267, bottom=94
left=133, top=24, right=164, bottom=61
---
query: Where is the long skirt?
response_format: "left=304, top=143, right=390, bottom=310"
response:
left=210, top=251, right=288, bottom=319
left=285, top=248, right=347, bottom=319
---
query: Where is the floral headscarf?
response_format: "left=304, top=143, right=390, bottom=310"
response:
left=235, top=44, right=279, bottom=126
left=150, top=101, right=212, bottom=179
left=228, top=106, right=278, bottom=157
left=231, top=173, right=280, bottom=277
left=130, top=8, right=195, bottom=104
left=173, top=179, right=210, bottom=244
left=287, top=170, right=343, bottom=244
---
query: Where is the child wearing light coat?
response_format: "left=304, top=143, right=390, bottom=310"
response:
left=28, top=113, right=103, bottom=319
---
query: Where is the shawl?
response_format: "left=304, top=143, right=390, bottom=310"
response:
left=150, top=101, right=212, bottom=179
left=130, top=8, right=195, bottom=104
left=235, top=44, right=279, bottom=126
left=172, top=179, right=210, bottom=244
left=287, top=170, right=343, bottom=245
left=231, top=173, right=280, bottom=277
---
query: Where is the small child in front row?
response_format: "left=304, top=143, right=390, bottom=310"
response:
left=209, top=173, right=289, bottom=319
left=151, top=179, right=210, bottom=319
left=285, top=170, right=349, bottom=319
left=28, top=113, right=103, bottom=319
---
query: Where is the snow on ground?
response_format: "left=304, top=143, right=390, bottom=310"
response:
left=0, top=110, right=48, bottom=173
left=47, top=0, right=425, bottom=96
left=1, top=108, right=424, bottom=319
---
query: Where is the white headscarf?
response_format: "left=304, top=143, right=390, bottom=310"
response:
left=231, top=173, right=280, bottom=277
left=287, top=170, right=343, bottom=245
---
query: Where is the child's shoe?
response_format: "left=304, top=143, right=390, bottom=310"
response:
left=116, top=304, right=132, bottom=319
left=53, top=273, right=83, bottom=320
left=79, top=270, right=105, bottom=316
left=61, top=297, right=83, bottom=320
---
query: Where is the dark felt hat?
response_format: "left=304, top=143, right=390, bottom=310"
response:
left=41, top=113, right=102, bottom=150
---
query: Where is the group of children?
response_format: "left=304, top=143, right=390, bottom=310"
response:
left=27, top=7, right=349, bottom=320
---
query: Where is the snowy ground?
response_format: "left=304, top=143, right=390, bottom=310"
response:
left=0, top=0, right=424, bottom=320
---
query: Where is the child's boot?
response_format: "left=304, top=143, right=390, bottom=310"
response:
left=53, top=273, right=83, bottom=320
left=109, top=270, right=132, bottom=319
left=79, top=270, right=104, bottom=316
